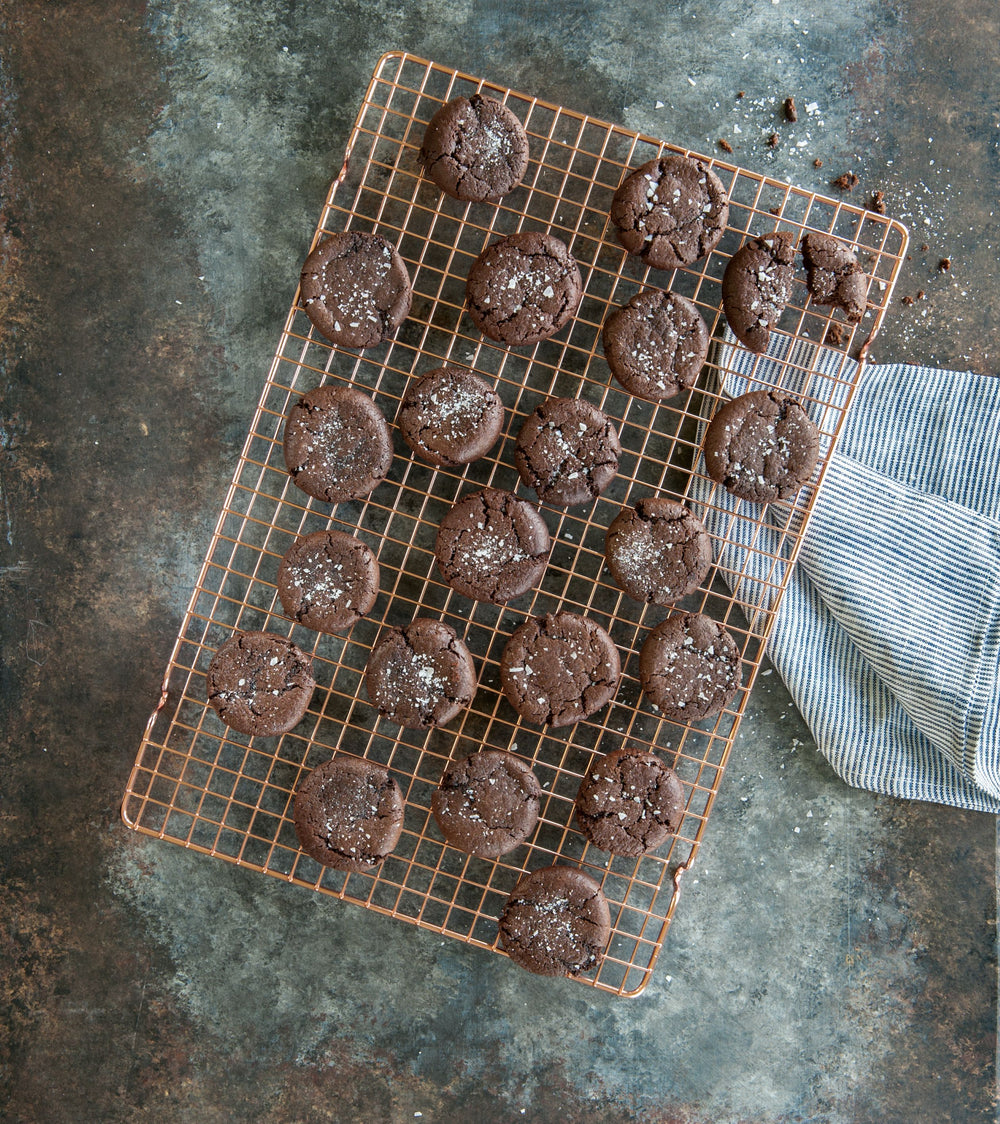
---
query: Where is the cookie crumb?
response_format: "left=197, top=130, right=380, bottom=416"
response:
left=737, top=90, right=745, bottom=99
left=831, top=171, right=859, bottom=192
left=916, top=289, right=926, bottom=300
left=767, top=132, right=780, bottom=148
left=938, top=257, right=951, bottom=272
left=824, top=321, right=847, bottom=347
left=783, top=96, right=798, bottom=122
left=901, top=295, right=915, bottom=306
left=920, top=243, right=930, bottom=252
left=813, top=158, right=823, bottom=168
left=768, top=206, right=781, bottom=216
left=869, top=190, right=886, bottom=214
left=718, top=138, right=734, bottom=153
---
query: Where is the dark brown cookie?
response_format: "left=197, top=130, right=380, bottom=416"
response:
left=282, top=384, right=393, bottom=505
left=574, top=747, right=685, bottom=856
left=431, top=749, right=541, bottom=858
left=419, top=93, right=529, bottom=203
left=800, top=232, right=868, bottom=322
left=465, top=231, right=582, bottom=346
left=604, top=498, right=713, bottom=606
left=435, top=487, right=551, bottom=604
left=206, top=630, right=315, bottom=737
left=602, top=288, right=710, bottom=401
left=293, top=754, right=404, bottom=872
left=397, top=365, right=504, bottom=467
left=721, top=230, right=796, bottom=353
left=300, top=231, right=412, bottom=349
left=703, top=389, right=820, bottom=503
left=514, top=396, right=621, bottom=506
left=364, top=618, right=477, bottom=730
left=639, top=612, right=742, bottom=720
left=500, top=612, right=621, bottom=728
left=610, top=155, right=730, bottom=271
left=277, top=529, right=379, bottom=633
left=498, top=865, right=611, bottom=978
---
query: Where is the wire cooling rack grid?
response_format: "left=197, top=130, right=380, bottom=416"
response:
left=122, top=52, right=908, bottom=996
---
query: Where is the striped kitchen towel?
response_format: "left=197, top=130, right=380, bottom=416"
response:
left=698, top=333, right=1000, bottom=813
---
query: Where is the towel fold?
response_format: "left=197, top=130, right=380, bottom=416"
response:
left=696, top=333, right=1000, bottom=813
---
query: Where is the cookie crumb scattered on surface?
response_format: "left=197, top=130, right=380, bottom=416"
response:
left=901, top=295, right=915, bottom=305
left=718, top=138, right=734, bottom=153
left=938, top=257, right=951, bottom=272
left=831, top=171, right=859, bottom=191
left=767, top=132, right=779, bottom=148
left=783, top=96, right=798, bottom=122
left=869, top=190, right=886, bottom=214
left=824, top=321, right=847, bottom=347
left=813, top=158, right=823, bottom=168
left=736, top=90, right=745, bottom=99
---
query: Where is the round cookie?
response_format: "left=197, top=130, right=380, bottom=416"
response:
left=604, top=498, right=713, bottom=605
left=465, top=231, right=582, bottom=346
left=293, top=754, right=404, bottom=872
left=500, top=611, right=621, bottom=728
left=610, top=155, right=730, bottom=271
left=800, top=232, right=867, bottom=322
left=206, top=630, right=315, bottom=737
left=419, top=93, right=529, bottom=203
left=277, top=529, right=379, bottom=633
left=574, top=746, right=685, bottom=856
left=397, top=365, right=504, bottom=467
left=721, top=230, right=796, bottom=353
left=602, top=288, right=710, bottom=401
left=639, top=612, right=742, bottom=720
left=431, top=749, right=541, bottom=858
left=498, top=865, right=611, bottom=978
left=364, top=618, right=477, bottom=730
left=435, top=487, right=551, bottom=604
left=300, top=230, right=412, bottom=349
left=283, top=384, right=393, bottom=505
left=703, top=389, right=820, bottom=503
left=514, top=396, right=621, bottom=506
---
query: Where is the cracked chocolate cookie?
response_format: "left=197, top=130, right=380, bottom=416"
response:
left=800, top=232, right=867, bottom=322
left=206, top=630, right=315, bottom=737
left=498, top=865, right=611, bottom=978
left=435, top=487, right=551, bottom=604
left=432, top=749, right=541, bottom=858
left=574, top=746, right=685, bottom=856
left=500, top=611, right=621, bottom=728
left=604, top=498, right=713, bottom=606
left=283, top=384, right=393, bottom=505
left=293, top=754, right=404, bottom=872
left=514, top=396, right=621, bottom=506
left=364, top=618, right=477, bottom=730
left=721, top=230, right=796, bottom=353
left=277, top=529, right=379, bottom=634
left=610, top=155, right=729, bottom=271
left=397, top=365, right=504, bottom=467
left=602, top=288, right=710, bottom=402
left=300, top=231, right=412, bottom=349
left=419, top=93, right=529, bottom=203
left=465, top=231, right=582, bottom=346
left=639, top=612, right=742, bottom=720
left=703, top=389, right=820, bottom=503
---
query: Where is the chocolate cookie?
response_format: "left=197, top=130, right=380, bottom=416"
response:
left=498, top=865, right=611, bottom=978
left=610, top=155, right=730, bottom=271
left=602, top=288, right=710, bottom=401
left=639, top=612, right=742, bottom=720
left=283, top=384, right=393, bottom=505
left=300, top=231, right=412, bottom=349
left=419, top=93, right=529, bottom=203
left=721, top=230, right=796, bottom=353
left=703, top=389, right=820, bottom=503
left=293, top=754, right=404, bottom=872
left=514, top=396, right=621, bottom=506
left=435, top=487, right=551, bottom=604
left=465, top=231, right=582, bottom=346
left=206, top=630, right=315, bottom=737
left=364, top=618, right=477, bottom=730
left=800, top=232, right=868, bottom=322
left=277, top=529, right=379, bottom=633
left=431, top=749, right=541, bottom=858
left=604, top=498, right=713, bottom=605
left=397, top=365, right=504, bottom=467
left=500, top=612, right=621, bottom=728
left=574, top=746, right=685, bottom=856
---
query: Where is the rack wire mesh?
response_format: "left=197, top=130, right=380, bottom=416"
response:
left=121, top=51, right=908, bottom=996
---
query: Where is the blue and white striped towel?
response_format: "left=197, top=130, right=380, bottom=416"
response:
left=700, top=334, right=1000, bottom=814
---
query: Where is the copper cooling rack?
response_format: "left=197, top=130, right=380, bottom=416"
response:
left=122, top=51, right=908, bottom=996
